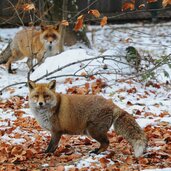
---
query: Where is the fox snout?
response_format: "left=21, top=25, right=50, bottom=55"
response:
left=37, top=101, right=45, bottom=107
left=35, top=95, right=46, bottom=107
left=46, top=40, right=57, bottom=51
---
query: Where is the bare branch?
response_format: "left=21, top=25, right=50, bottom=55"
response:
left=27, top=51, right=47, bottom=81
left=0, top=82, right=26, bottom=95
left=1, top=53, right=171, bottom=94
left=33, top=55, right=129, bottom=82
left=7, top=0, right=25, bottom=26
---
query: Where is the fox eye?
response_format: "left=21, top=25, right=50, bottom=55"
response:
left=51, top=34, right=57, bottom=39
left=44, top=95, right=50, bottom=98
left=44, top=35, right=48, bottom=39
left=34, top=95, right=39, bottom=98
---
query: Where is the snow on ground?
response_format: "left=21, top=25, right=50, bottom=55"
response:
left=143, top=169, right=171, bottom=171
left=0, top=22, right=171, bottom=170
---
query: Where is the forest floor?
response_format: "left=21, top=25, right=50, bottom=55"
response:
left=0, top=22, right=171, bottom=170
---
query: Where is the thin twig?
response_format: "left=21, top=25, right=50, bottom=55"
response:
left=33, top=55, right=129, bottom=82
left=1, top=53, right=171, bottom=94
left=27, top=51, right=47, bottom=81
left=70, top=0, right=99, bottom=21
left=0, top=82, right=26, bottom=95
left=7, top=0, right=25, bottom=26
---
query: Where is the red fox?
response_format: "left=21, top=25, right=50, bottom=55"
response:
left=0, top=25, right=60, bottom=73
left=28, top=80, right=147, bottom=157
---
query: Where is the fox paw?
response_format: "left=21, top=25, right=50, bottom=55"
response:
left=44, top=148, right=56, bottom=153
left=44, top=149, right=52, bottom=153
left=8, top=69, right=17, bottom=74
left=90, top=148, right=100, bottom=154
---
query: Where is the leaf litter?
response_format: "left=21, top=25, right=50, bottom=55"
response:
left=0, top=22, right=171, bottom=170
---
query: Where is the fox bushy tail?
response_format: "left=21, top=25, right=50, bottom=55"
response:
left=0, top=41, right=12, bottom=64
left=113, top=105, right=147, bottom=157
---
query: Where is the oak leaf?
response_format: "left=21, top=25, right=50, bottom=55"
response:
left=22, top=3, right=35, bottom=11
left=89, top=75, right=96, bottom=80
left=125, top=156, right=133, bottom=164
left=14, top=133, right=21, bottom=139
left=67, top=86, right=78, bottom=94
left=74, top=15, right=84, bottom=31
left=162, top=0, right=171, bottom=7
left=139, top=157, right=149, bottom=164
left=147, top=0, right=158, bottom=3
left=100, top=16, right=108, bottom=27
left=122, top=2, right=135, bottom=11
left=88, top=9, right=101, bottom=18
left=25, top=148, right=37, bottom=158
left=11, top=145, right=23, bottom=156
left=99, top=157, right=110, bottom=168
left=0, top=153, right=7, bottom=163
left=6, top=87, right=15, bottom=94
left=14, top=110, right=25, bottom=117
left=127, top=101, right=133, bottom=106
left=64, top=78, right=73, bottom=84
left=55, top=165, right=65, bottom=171
left=76, top=87, right=89, bottom=94
left=138, top=4, right=146, bottom=9
left=85, top=82, right=90, bottom=89
left=81, top=72, right=87, bottom=76
left=61, top=20, right=69, bottom=26
left=127, top=87, right=137, bottom=94
left=82, top=137, right=92, bottom=145
left=66, top=153, right=82, bottom=161
left=124, top=37, right=133, bottom=43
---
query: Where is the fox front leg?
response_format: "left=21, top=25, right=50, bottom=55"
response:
left=6, top=57, right=14, bottom=73
left=45, top=132, right=62, bottom=153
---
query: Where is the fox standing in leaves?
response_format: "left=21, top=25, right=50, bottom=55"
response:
left=28, top=80, right=147, bottom=157
left=0, top=25, right=60, bottom=73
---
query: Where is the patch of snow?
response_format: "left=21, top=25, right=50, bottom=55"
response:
left=142, top=168, right=171, bottom=171
left=1, top=22, right=171, bottom=170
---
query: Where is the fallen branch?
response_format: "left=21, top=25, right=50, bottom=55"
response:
left=33, top=55, right=130, bottom=82
left=1, top=53, right=171, bottom=94
left=0, top=82, right=26, bottom=95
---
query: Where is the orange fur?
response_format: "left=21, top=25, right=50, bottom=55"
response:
left=1, top=25, right=60, bottom=73
left=28, top=80, right=147, bottom=157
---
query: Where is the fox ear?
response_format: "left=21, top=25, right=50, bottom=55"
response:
left=28, top=80, right=36, bottom=90
left=54, top=24, right=60, bottom=31
left=48, top=80, right=56, bottom=90
left=40, top=24, right=47, bottom=31
left=41, top=25, right=45, bottom=31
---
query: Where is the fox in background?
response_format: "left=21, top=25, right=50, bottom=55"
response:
left=0, top=25, right=60, bottom=73
left=28, top=80, right=147, bottom=157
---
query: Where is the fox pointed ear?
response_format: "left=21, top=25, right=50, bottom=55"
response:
left=54, top=24, right=60, bottom=31
left=40, top=24, right=47, bottom=31
left=48, top=80, right=56, bottom=90
left=28, top=80, right=36, bottom=90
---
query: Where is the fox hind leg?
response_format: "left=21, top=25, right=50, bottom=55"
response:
left=6, top=57, right=15, bottom=73
left=6, top=50, right=22, bottom=73
left=88, top=126, right=109, bottom=154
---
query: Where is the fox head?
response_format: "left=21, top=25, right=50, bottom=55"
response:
left=40, top=25, right=60, bottom=51
left=28, top=80, right=57, bottom=109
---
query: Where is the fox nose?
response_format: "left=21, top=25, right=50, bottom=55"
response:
left=50, top=41, right=52, bottom=44
left=39, top=102, right=43, bottom=106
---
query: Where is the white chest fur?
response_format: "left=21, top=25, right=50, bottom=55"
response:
left=31, top=108, right=53, bottom=131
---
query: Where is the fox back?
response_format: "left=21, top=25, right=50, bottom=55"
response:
left=28, top=80, right=147, bottom=157
left=28, top=80, right=113, bottom=132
